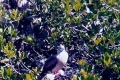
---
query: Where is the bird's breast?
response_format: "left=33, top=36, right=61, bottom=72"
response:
left=57, top=51, right=68, bottom=64
left=51, top=51, right=68, bottom=73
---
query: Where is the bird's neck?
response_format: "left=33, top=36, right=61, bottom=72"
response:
left=57, top=49, right=65, bottom=54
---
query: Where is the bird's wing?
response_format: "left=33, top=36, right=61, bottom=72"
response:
left=44, top=56, right=58, bottom=70
left=40, top=56, right=58, bottom=77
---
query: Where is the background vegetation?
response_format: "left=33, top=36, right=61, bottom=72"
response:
left=0, top=0, right=120, bottom=80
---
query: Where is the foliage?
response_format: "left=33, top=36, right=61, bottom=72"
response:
left=0, top=0, right=120, bottom=80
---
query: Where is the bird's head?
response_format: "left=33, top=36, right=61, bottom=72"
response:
left=57, top=44, right=65, bottom=53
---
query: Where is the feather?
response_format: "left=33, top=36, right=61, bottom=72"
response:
left=40, top=56, right=58, bottom=78
left=40, top=44, right=68, bottom=79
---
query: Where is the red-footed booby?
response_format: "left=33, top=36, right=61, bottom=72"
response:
left=40, top=44, right=68, bottom=79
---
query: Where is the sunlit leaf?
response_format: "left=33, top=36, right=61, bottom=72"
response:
left=29, top=72, right=35, bottom=80
left=15, top=17, right=20, bottom=21
left=10, top=14, right=14, bottom=20
left=80, top=69, right=87, bottom=79
left=73, top=0, right=81, bottom=11
left=26, top=74, right=31, bottom=80
left=94, top=37, right=101, bottom=45
left=10, top=9, right=20, bottom=21
left=3, top=42, right=16, bottom=58
left=66, top=17, right=71, bottom=23
left=108, top=0, right=116, bottom=5
left=32, top=67, right=37, bottom=73
left=78, top=59, right=86, bottom=66
left=104, top=52, right=111, bottom=66
left=72, top=74, right=77, bottom=80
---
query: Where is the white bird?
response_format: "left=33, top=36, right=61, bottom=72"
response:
left=40, top=44, right=68, bottom=79
left=42, top=70, right=65, bottom=80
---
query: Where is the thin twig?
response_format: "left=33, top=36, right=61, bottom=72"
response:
left=9, top=59, right=21, bottom=74
left=103, top=1, right=120, bottom=13
left=32, top=47, right=42, bottom=57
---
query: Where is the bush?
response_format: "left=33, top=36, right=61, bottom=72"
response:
left=0, top=0, right=120, bottom=80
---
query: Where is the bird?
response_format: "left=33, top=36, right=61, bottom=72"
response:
left=39, top=44, right=68, bottom=79
left=42, top=69, right=65, bottom=80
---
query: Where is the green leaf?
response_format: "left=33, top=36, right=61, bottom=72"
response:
left=3, top=42, right=16, bottom=58
left=72, top=74, right=77, bottom=80
left=65, top=1, right=71, bottom=14
left=66, top=17, right=71, bottom=23
left=21, top=73, right=26, bottom=79
left=10, top=9, right=20, bottom=21
left=80, top=69, right=87, bottom=79
left=0, top=35, right=6, bottom=49
left=51, top=31, right=58, bottom=40
left=104, top=52, right=111, bottom=66
left=29, top=73, right=35, bottom=80
left=94, top=37, right=101, bottom=45
left=87, top=65, right=92, bottom=73
left=10, top=73, right=17, bottom=79
left=32, top=67, right=37, bottom=73
left=108, top=38, right=115, bottom=44
left=0, top=70, right=4, bottom=79
left=86, top=74, right=94, bottom=80
left=5, top=67, right=12, bottom=77
left=73, top=0, right=81, bottom=11
left=26, top=74, right=31, bottom=80
left=78, top=59, right=86, bottom=66
left=11, top=29, right=18, bottom=37
left=19, top=52, right=25, bottom=60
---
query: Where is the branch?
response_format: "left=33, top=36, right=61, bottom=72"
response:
left=32, top=47, right=42, bottom=57
left=103, top=1, right=120, bottom=13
